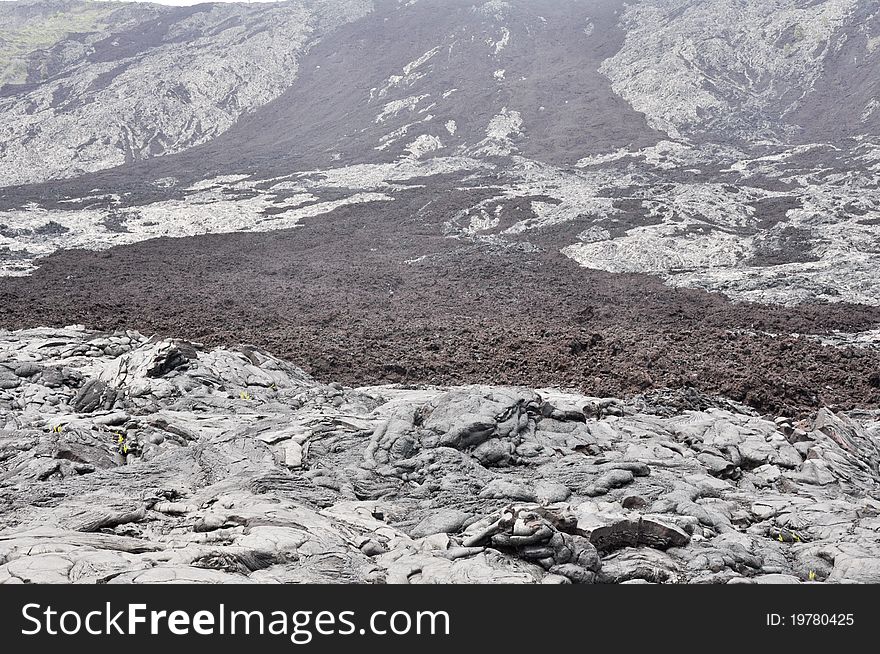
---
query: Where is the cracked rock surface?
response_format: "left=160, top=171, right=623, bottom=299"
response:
left=1, top=326, right=879, bottom=584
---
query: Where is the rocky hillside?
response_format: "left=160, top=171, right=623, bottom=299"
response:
left=602, top=0, right=880, bottom=144
left=0, top=0, right=371, bottom=187
left=2, top=326, right=879, bottom=584
left=0, top=0, right=877, bottom=306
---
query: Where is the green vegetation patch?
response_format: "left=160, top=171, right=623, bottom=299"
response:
left=0, top=1, right=120, bottom=85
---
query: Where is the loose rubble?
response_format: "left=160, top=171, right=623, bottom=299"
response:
left=1, top=326, right=879, bottom=584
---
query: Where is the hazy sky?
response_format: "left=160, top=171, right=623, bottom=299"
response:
left=0, top=1, right=287, bottom=4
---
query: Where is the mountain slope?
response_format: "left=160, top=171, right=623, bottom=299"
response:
left=601, top=0, right=880, bottom=143
left=0, top=0, right=372, bottom=187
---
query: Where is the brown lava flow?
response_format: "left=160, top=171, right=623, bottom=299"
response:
left=1, top=183, right=878, bottom=418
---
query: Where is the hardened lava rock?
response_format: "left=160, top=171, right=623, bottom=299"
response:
left=1, top=327, right=880, bottom=584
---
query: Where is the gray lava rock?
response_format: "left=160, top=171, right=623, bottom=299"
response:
left=0, top=326, right=878, bottom=585
left=14, top=362, right=42, bottom=377
left=409, top=509, right=472, bottom=538
left=584, top=469, right=634, bottom=497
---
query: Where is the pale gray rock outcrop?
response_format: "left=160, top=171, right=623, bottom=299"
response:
left=0, top=0, right=373, bottom=187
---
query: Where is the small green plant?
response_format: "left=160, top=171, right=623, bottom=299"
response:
left=240, top=391, right=253, bottom=401
left=113, top=432, right=136, bottom=457
left=50, top=424, right=63, bottom=433
left=808, top=570, right=817, bottom=581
